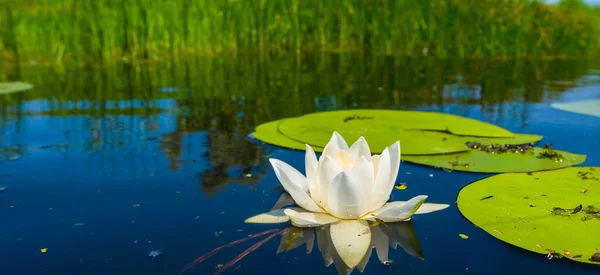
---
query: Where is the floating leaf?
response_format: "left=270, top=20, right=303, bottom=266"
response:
left=457, top=167, right=600, bottom=264
left=250, top=119, right=312, bottom=151
left=394, top=183, right=408, bottom=190
left=551, top=99, right=600, bottom=118
left=403, top=147, right=586, bottom=173
left=277, top=110, right=516, bottom=154
left=459, top=234, right=469, bottom=239
left=40, top=248, right=48, bottom=253
left=251, top=111, right=541, bottom=155
left=0, top=82, right=33, bottom=95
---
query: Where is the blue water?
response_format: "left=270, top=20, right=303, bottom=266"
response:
left=1, top=54, right=599, bottom=275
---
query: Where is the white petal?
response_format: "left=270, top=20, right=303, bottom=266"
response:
left=305, top=144, right=320, bottom=200
left=316, top=156, right=342, bottom=210
left=414, top=202, right=450, bottom=214
left=244, top=209, right=289, bottom=224
left=371, top=201, right=450, bottom=215
left=270, top=158, right=309, bottom=192
left=371, top=154, right=380, bottom=179
left=330, top=220, right=372, bottom=268
left=386, top=141, right=401, bottom=194
left=270, top=192, right=295, bottom=210
left=349, top=136, right=372, bottom=162
left=371, top=225, right=389, bottom=263
left=328, top=172, right=367, bottom=219
left=368, top=149, right=391, bottom=212
left=367, top=196, right=429, bottom=222
left=350, top=156, right=374, bottom=210
left=322, top=131, right=349, bottom=158
left=284, top=208, right=339, bottom=227
left=270, top=159, right=324, bottom=213
left=316, top=227, right=334, bottom=267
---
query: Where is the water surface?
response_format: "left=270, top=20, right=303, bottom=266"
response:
left=1, top=53, right=599, bottom=275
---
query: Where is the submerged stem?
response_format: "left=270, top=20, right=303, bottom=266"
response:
left=212, top=228, right=289, bottom=275
left=178, top=228, right=282, bottom=275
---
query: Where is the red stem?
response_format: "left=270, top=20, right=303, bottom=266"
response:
left=177, top=228, right=281, bottom=275
left=212, top=228, right=288, bottom=275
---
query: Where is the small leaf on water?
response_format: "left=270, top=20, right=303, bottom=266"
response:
left=40, top=248, right=48, bottom=253
left=394, top=183, right=407, bottom=190
left=459, top=234, right=469, bottom=239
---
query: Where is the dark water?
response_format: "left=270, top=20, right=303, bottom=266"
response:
left=1, top=53, right=599, bottom=275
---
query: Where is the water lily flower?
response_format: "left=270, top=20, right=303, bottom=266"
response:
left=246, top=132, right=449, bottom=268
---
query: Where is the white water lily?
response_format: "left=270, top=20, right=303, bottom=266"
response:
left=246, top=131, right=449, bottom=268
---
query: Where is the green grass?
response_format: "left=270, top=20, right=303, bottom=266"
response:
left=0, top=0, right=599, bottom=65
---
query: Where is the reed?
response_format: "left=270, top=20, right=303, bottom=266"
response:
left=0, top=0, right=598, bottom=65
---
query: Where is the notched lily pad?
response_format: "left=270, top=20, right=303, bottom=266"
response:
left=250, top=119, right=312, bottom=151
left=403, top=147, right=586, bottom=173
left=457, top=167, right=600, bottom=264
left=277, top=110, right=515, bottom=154
left=250, top=110, right=540, bottom=155
left=0, top=82, right=34, bottom=95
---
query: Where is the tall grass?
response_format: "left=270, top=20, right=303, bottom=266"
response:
left=0, top=0, right=598, bottom=65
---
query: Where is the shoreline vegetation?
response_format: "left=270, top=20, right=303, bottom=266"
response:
left=1, top=0, right=600, bottom=66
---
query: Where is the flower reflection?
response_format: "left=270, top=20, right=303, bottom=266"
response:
left=276, top=220, right=424, bottom=275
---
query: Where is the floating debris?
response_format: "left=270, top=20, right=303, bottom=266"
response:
left=148, top=249, right=162, bottom=258
left=536, top=146, right=564, bottom=162
left=448, top=156, right=470, bottom=168
left=394, top=183, right=407, bottom=190
left=40, top=248, right=48, bottom=253
left=132, top=204, right=140, bottom=208
left=480, top=195, right=494, bottom=201
left=577, top=170, right=598, bottom=181
left=591, top=252, right=600, bottom=262
left=459, top=234, right=469, bottom=239
left=466, top=141, right=534, bottom=154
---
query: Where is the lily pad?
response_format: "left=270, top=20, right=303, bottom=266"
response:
left=250, top=119, right=313, bottom=151
left=0, top=82, right=34, bottom=95
left=277, top=110, right=517, bottom=154
left=457, top=167, right=600, bottom=264
left=551, top=99, right=600, bottom=118
left=403, top=147, right=586, bottom=173
left=251, top=113, right=541, bottom=155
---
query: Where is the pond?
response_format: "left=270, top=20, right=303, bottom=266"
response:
left=0, top=52, right=599, bottom=274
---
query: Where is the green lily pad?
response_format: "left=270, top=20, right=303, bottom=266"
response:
left=457, top=167, right=600, bottom=264
left=0, top=82, right=34, bottom=95
left=277, top=110, right=517, bottom=154
left=251, top=115, right=542, bottom=155
left=551, top=99, right=600, bottom=118
left=251, top=119, right=314, bottom=151
left=403, top=147, right=586, bottom=173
